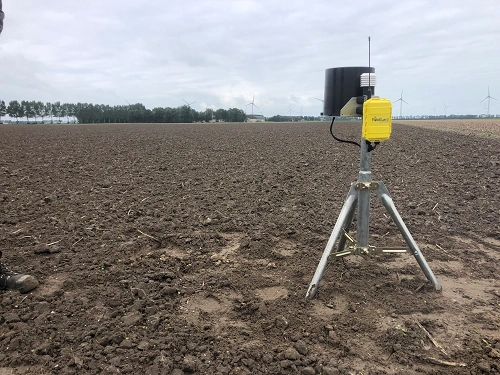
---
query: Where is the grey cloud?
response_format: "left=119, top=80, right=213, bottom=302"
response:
left=0, top=0, right=499, bottom=116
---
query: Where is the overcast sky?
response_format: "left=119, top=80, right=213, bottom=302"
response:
left=1, top=0, right=500, bottom=117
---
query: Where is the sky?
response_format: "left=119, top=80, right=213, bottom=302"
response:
left=1, top=0, right=500, bottom=117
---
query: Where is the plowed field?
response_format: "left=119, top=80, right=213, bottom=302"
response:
left=396, top=119, right=500, bottom=137
left=1, top=121, right=499, bottom=374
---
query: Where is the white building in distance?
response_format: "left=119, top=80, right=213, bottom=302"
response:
left=246, top=114, right=265, bottom=122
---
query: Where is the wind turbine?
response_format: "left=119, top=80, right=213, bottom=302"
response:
left=431, top=107, right=436, bottom=116
left=288, top=105, right=295, bottom=121
left=314, top=98, right=324, bottom=102
left=182, top=99, right=196, bottom=108
left=443, top=103, right=450, bottom=116
left=247, top=95, right=258, bottom=115
left=480, top=87, right=497, bottom=116
left=393, top=90, right=408, bottom=118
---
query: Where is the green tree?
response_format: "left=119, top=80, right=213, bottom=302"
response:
left=62, top=103, right=76, bottom=123
left=227, top=108, right=246, bottom=122
left=73, top=102, right=85, bottom=124
left=35, top=101, right=47, bottom=123
left=7, top=100, right=22, bottom=123
left=192, top=108, right=200, bottom=122
left=117, top=105, right=128, bottom=123
left=127, top=103, right=148, bottom=122
left=52, top=101, right=62, bottom=123
left=215, top=108, right=227, bottom=122
left=87, top=103, right=96, bottom=123
left=0, top=100, right=6, bottom=122
left=267, top=114, right=289, bottom=122
left=31, top=100, right=43, bottom=123
left=151, top=107, right=165, bottom=123
left=102, top=105, right=113, bottom=123
left=178, top=105, right=192, bottom=123
left=21, top=100, right=34, bottom=123
left=163, top=107, right=176, bottom=123
left=45, top=102, right=53, bottom=123
left=202, top=108, right=215, bottom=122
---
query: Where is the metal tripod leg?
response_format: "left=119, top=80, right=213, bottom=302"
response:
left=376, top=182, right=441, bottom=291
left=306, top=185, right=358, bottom=299
left=336, top=196, right=357, bottom=253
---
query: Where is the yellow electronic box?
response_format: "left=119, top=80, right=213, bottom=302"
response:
left=362, top=98, right=392, bottom=142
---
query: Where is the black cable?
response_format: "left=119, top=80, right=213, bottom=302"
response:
left=329, top=117, right=381, bottom=152
left=329, top=116, right=361, bottom=148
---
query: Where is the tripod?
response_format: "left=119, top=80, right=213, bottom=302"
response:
left=306, top=137, right=441, bottom=299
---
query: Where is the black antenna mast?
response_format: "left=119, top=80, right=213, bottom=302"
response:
left=368, top=36, right=372, bottom=100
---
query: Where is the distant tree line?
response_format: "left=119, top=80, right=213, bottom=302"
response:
left=0, top=99, right=247, bottom=124
left=266, top=114, right=318, bottom=122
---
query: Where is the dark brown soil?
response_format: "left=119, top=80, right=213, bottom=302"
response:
left=1, top=122, right=499, bottom=375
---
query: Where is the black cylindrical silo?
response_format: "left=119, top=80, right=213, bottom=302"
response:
left=323, top=66, right=375, bottom=116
